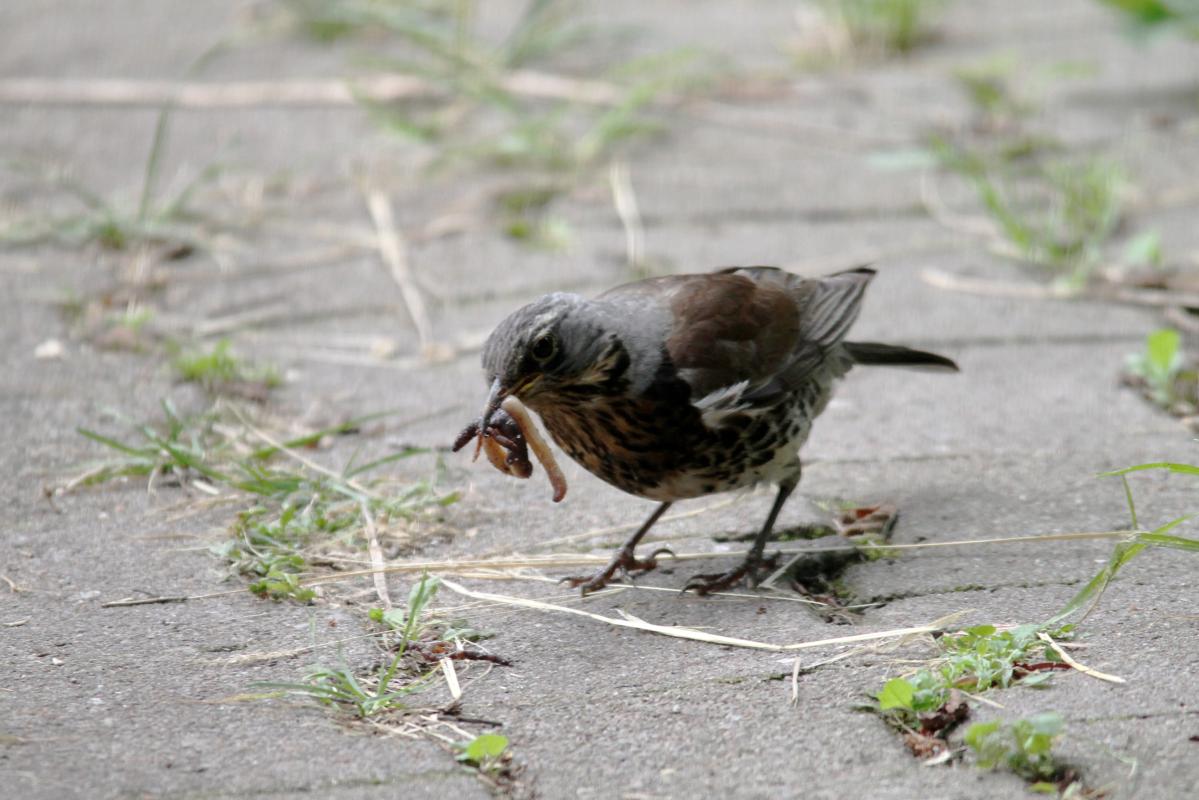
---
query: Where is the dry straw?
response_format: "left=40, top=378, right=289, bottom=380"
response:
left=439, top=579, right=959, bottom=653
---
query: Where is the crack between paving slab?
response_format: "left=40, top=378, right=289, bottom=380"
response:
left=895, top=332, right=1152, bottom=349
left=1072, top=709, right=1199, bottom=724
left=634, top=203, right=930, bottom=228
left=168, top=770, right=469, bottom=798
left=861, top=576, right=1087, bottom=605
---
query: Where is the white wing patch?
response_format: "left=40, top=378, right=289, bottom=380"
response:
left=693, top=380, right=753, bottom=428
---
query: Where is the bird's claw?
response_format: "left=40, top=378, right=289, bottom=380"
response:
left=628, top=544, right=676, bottom=575
left=560, top=546, right=674, bottom=595
left=683, top=567, right=750, bottom=595
left=683, top=552, right=779, bottom=595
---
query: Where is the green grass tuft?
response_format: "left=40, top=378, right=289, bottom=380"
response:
left=456, top=732, right=510, bottom=769
left=826, top=0, right=947, bottom=54
left=933, top=138, right=1127, bottom=285
left=1096, top=0, right=1199, bottom=37
left=70, top=403, right=456, bottom=602
left=1122, top=329, right=1197, bottom=417
left=280, top=0, right=713, bottom=250
left=965, top=713, right=1070, bottom=785
left=872, top=459, right=1197, bottom=792
left=875, top=623, right=1073, bottom=729
left=170, top=339, right=282, bottom=396
left=791, top=0, right=948, bottom=66
left=1, top=80, right=220, bottom=251
left=256, top=574, right=446, bottom=715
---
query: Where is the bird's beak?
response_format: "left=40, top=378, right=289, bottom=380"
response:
left=481, top=374, right=541, bottom=429
left=480, top=377, right=505, bottom=431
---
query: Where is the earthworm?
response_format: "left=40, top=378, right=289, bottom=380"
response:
left=501, top=396, right=567, bottom=503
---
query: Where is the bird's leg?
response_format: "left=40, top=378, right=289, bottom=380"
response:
left=685, top=475, right=798, bottom=595
left=562, top=502, right=674, bottom=595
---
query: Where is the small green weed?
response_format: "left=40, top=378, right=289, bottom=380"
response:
left=1105, top=460, right=1199, bottom=478
left=934, top=139, right=1126, bottom=284
left=965, top=713, right=1072, bottom=788
left=955, top=60, right=1030, bottom=124
left=72, top=400, right=234, bottom=490
left=793, top=0, right=947, bottom=65
left=1120, top=229, right=1163, bottom=268
left=69, top=403, right=457, bottom=602
left=502, top=213, right=574, bottom=250
left=456, top=731, right=516, bottom=790
left=952, top=57, right=1095, bottom=129
left=876, top=623, right=1071, bottom=729
left=280, top=0, right=710, bottom=250
left=456, top=732, right=510, bottom=769
left=1096, top=0, right=1199, bottom=38
left=873, top=460, right=1197, bottom=791
left=216, top=451, right=456, bottom=602
left=259, top=574, right=445, bottom=716
left=939, top=624, right=1069, bottom=690
left=170, top=339, right=282, bottom=397
left=114, top=307, right=156, bottom=335
left=369, top=600, right=487, bottom=647
left=1048, top=461, right=1198, bottom=623
left=832, top=0, right=947, bottom=54
left=0, top=34, right=228, bottom=253
left=1123, top=328, right=1197, bottom=417
left=0, top=155, right=218, bottom=251
left=285, top=0, right=703, bottom=173
left=267, top=659, right=436, bottom=716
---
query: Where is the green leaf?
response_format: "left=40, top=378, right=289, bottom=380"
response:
left=1100, top=461, right=1199, bottom=478
left=1041, top=518, right=1196, bottom=624
left=877, top=677, right=915, bottom=711
left=1122, top=229, right=1162, bottom=267
left=867, top=148, right=939, bottom=172
left=965, top=720, right=1002, bottom=750
left=1017, top=672, right=1054, bottom=687
left=1026, top=712, right=1064, bottom=737
left=1030, top=781, right=1060, bottom=794
left=1138, top=531, right=1199, bottom=552
left=77, top=427, right=155, bottom=459
left=965, top=624, right=997, bottom=637
left=457, top=733, right=509, bottom=763
left=1146, top=328, right=1181, bottom=375
left=406, top=574, right=440, bottom=624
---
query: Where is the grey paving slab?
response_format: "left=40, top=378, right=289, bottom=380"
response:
left=3, top=0, right=1199, bottom=798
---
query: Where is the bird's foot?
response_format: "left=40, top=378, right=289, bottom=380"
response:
left=683, top=552, right=780, bottom=595
left=561, top=546, right=675, bottom=595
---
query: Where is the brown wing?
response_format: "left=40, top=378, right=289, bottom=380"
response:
left=726, top=266, right=874, bottom=402
left=663, top=273, right=801, bottom=398
left=597, top=267, right=874, bottom=403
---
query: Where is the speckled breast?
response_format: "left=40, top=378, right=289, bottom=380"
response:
left=532, top=389, right=820, bottom=502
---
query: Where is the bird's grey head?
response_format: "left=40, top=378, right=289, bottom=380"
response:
left=480, top=293, right=628, bottom=408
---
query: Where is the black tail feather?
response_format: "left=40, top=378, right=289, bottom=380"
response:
left=844, top=341, right=958, bottom=372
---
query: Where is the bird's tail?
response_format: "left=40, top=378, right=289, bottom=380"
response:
left=844, top=341, right=958, bottom=372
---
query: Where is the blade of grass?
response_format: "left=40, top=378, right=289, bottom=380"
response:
left=248, top=410, right=401, bottom=461
left=1046, top=515, right=1192, bottom=625
left=137, top=38, right=229, bottom=222
left=344, top=447, right=429, bottom=479
left=1100, top=462, right=1199, bottom=478
left=77, top=427, right=154, bottom=459
left=1136, top=530, right=1199, bottom=552
left=1121, top=475, right=1139, bottom=529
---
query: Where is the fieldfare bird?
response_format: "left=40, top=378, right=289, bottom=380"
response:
left=466, top=266, right=957, bottom=594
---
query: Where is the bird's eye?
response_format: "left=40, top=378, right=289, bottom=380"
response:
left=529, top=334, right=557, bottom=362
